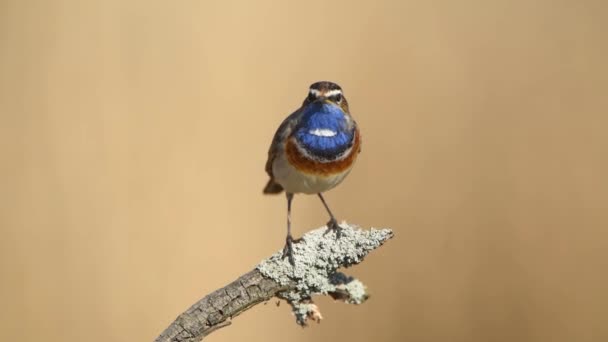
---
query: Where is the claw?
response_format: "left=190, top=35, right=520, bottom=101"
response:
left=324, top=219, right=343, bottom=238
left=282, top=235, right=296, bottom=265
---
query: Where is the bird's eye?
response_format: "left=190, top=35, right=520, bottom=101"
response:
left=307, top=92, right=316, bottom=102
left=334, top=94, right=342, bottom=102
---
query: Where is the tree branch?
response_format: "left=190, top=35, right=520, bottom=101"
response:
left=155, top=223, right=394, bottom=342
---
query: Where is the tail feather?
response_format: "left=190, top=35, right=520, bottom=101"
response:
left=263, top=179, right=284, bottom=194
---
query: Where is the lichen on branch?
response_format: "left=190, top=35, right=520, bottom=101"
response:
left=257, top=224, right=394, bottom=325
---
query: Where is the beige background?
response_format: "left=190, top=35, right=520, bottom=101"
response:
left=1, top=1, right=607, bottom=341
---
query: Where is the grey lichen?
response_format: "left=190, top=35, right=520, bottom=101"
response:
left=328, top=272, right=369, bottom=304
left=256, top=223, right=393, bottom=325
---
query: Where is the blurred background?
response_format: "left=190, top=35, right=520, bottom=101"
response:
left=1, top=0, right=607, bottom=341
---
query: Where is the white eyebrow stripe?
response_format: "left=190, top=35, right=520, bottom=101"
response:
left=324, top=89, right=342, bottom=97
left=309, top=128, right=337, bottom=137
left=308, top=88, right=342, bottom=98
left=309, top=89, right=322, bottom=96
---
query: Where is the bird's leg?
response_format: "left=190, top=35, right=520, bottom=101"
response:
left=282, top=192, right=296, bottom=265
left=318, top=193, right=342, bottom=238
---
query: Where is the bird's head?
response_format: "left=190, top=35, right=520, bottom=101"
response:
left=303, top=81, right=349, bottom=113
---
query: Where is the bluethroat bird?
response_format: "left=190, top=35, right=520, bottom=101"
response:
left=263, top=81, right=362, bottom=264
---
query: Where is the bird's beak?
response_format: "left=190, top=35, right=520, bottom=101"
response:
left=314, top=96, right=329, bottom=104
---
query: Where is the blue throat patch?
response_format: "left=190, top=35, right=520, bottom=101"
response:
left=294, top=102, right=354, bottom=160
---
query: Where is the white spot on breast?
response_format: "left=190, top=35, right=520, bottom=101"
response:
left=309, top=128, right=337, bottom=137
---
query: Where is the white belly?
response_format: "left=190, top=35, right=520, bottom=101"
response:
left=272, top=154, right=352, bottom=194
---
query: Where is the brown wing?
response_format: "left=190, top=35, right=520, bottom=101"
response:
left=353, top=119, right=362, bottom=154
left=265, top=107, right=303, bottom=177
left=263, top=107, right=303, bottom=194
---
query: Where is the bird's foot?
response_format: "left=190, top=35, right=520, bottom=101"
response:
left=324, top=218, right=343, bottom=238
left=282, top=235, right=300, bottom=265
